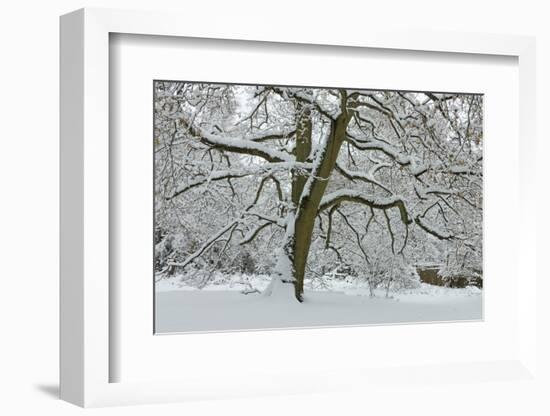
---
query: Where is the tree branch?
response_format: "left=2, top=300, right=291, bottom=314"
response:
left=168, top=220, right=240, bottom=269
left=319, top=190, right=411, bottom=225
left=179, top=116, right=294, bottom=163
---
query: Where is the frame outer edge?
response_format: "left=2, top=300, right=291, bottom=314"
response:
left=59, top=8, right=85, bottom=407
left=517, top=38, right=537, bottom=376
left=82, top=8, right=111, bottom=407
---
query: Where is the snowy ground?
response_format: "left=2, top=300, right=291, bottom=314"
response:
left=155, top=274, right=482, bottom=333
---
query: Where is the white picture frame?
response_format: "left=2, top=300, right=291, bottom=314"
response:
left=60, top=7, right=538, bottom=408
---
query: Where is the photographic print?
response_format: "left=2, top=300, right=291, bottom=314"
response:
left=154, top=81, right=483, bottom=333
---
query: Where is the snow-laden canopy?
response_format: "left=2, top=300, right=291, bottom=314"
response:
left=154, top=82, right=483, bottom=301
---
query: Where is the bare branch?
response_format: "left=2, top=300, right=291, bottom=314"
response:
left=168, top=220, right=240, bottom=269
left=319, top=190, right=411, bottom=225
left=240, top=222, right=271, bottom=246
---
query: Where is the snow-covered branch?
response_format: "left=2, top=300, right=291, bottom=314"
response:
left=414, top=215, right=453, bottom=240
left=179, top=116, right=295, bottom=163
left=319, top=190, right=411, bottom=225
left=167, top=162, right=311, bottom=200
left=335, top=162, right=393, bottom=194
left=168, top=220, right=241, bottom=270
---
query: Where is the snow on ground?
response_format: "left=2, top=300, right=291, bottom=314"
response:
left=155, top=274, right=482, bottom=333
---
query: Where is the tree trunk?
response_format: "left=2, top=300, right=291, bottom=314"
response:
left=291, top=102, right=312, bottom=206
left=291, top=105, right=349, bottom=301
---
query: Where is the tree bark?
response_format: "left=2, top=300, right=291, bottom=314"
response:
left=291, top=99, right=350, bottom=301
left=291, top=102, right=312, bottom=206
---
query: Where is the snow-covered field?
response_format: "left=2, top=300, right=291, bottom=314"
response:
left=155, top=275, right=482, bottom=333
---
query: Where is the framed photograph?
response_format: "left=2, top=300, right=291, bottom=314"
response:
left=152, top=79, right=484, bottom=334
left=60, top=8, right=538, bottom=408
